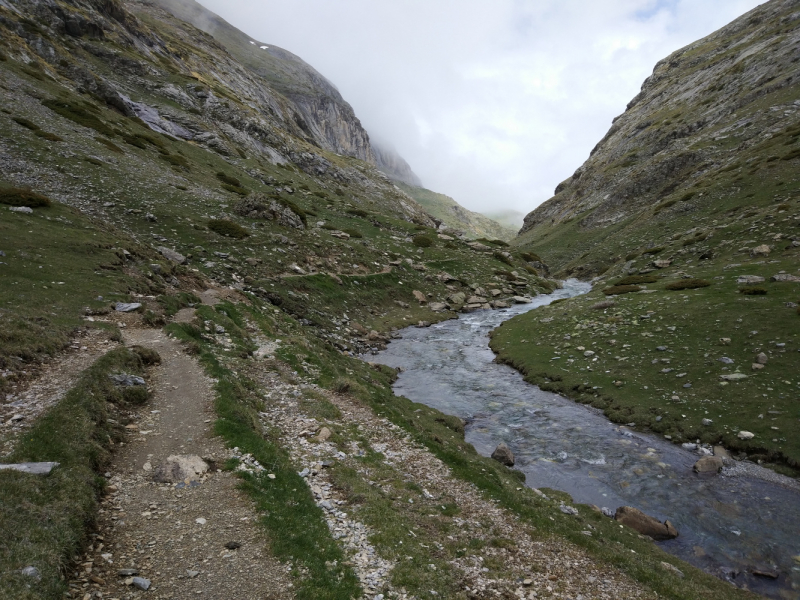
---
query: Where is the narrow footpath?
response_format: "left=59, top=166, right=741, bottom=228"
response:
left=68, top=315, right=292, bottom=599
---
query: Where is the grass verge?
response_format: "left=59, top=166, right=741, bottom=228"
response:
left=0, top=347, right=150, bottom=599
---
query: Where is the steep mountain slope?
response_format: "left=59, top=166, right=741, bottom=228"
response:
left=398, top=182, right=518, bottom=241
left=498, top=0, right=800, bottom=482
left=517, top=0, right=800, bottom=275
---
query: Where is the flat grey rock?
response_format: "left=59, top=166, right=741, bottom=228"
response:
left=0, top=462, right=59, bottom=475
left=132, top=576, right=151, bottom=590
left=109, top=373, right=146, bottom=387
left=115, top=302, right=142, bottom=312
left=20, top=566, right=41, bottom=580
left=158, top=246, right=186, bottom=264
left=9, top=206, right=33, bottom=214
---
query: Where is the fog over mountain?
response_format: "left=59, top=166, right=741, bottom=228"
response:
left=191, top=1, right=760, bottom=215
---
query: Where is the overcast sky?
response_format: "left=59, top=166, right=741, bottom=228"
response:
left=200, top=0, right=764, bottom=221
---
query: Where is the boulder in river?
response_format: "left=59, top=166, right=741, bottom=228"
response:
left=615, top=506, right=678, bottom=540
left=693, top=456, right=723, bottom=474
left=491, top=442, right=515, bottom=466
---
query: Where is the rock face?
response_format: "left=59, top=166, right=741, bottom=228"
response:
left=234, top=195, right=305, bottom=229
left=615, top=506, right=678, bottom=540
left=153, top=455, right=209, bottom=483
left=491, top=443, right=515, bottom=466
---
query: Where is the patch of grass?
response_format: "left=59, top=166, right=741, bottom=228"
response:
left=342, top=228, right=362, bottom=239
left=41, top=98, right=114, bottom=138
left=160, top=153, right=189, bottom=168
left=95, top=137, right=123, bottom=153
left=12, top=116, right=39, bottom=130
left=603, top=284, right=642, bottom=295
left=83, top=157, right=104, bottom=167
left=0, top=347, right=150, bottom=600
left=412, top=235, right=434, bottom=248
left=221, top=183, right=249, bottom=196
left=665, top=278, right=710, bottom=290
left=208, top=219, right=249, bottom=239
left=520, top=252, right=542, bottom=262
left=642, top=246, right=665, bottom=255
left=0, top=187, right=51, bottom=207
left=346, top=208, right=368, bottom=218
left=216, top=171, right=242, bottom=187
left=34, top=131, right=63, bottom=142
left=615, top=275, right=660, bottom=285
left=157, top=291, right=200, bottom=316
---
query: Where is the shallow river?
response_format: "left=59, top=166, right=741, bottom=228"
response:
left=373, top=279, right=800, bottom=598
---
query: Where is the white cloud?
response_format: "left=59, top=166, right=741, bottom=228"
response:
left=198, top=0, right=765, bottom=216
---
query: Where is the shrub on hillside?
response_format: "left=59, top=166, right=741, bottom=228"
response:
left=625, top=252, right=640, bottom=261
left=642, top=246, right=665, bottom=255
left=42, top=97, right=114, bottom=137
left=216, top=171, right=242, bottom=187
left=412, top=235, right=434, bottom=248
left=665, top=278, right=710, bottom=290
left=739, top=286, right=767, bottom=295
left=602, top=284, right=641, bottom=295
left=342, top=228, right=363, bottom=238
left=208, top=219, right=249, bottom=239
left=520, top=251, right=542, bottom=262
left=0, top=187, right=52, bottom=207
left=615, top=274, right=660, bottom=285
left=346, top=208, right=368, bottom=218
left=221, top=183, right=249, bottom=196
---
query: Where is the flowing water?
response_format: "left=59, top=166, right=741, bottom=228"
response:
left=373, top=280, right=800, bottom=599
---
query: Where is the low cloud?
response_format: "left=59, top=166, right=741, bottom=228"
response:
left=200, top=0, right=764, bottom=216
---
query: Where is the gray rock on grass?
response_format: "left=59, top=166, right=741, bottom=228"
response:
left=615, top=506, right=678, bottom=540
left=0, top=462, right=59, bottom=475
left=114, top=302, right=142, bottom=312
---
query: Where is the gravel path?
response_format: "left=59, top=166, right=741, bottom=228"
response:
left=67, top=325, right=293, bottom=600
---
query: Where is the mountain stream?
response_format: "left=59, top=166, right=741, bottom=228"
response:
left=373, top=279, right=800, bottom=599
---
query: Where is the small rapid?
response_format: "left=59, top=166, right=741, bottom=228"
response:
left=373, top=279, right=800, bottom=598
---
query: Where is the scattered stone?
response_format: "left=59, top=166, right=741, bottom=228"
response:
left=20, top=566, right=41, bottom=580
left=559, top=504, right=579, bottom=516
left=109, top=373, right=146, bottom=386
left=653, top=259, right=671, bottom=268
left=224, top=541, right=242, bottom=550
left=195, top=517, right=207, bottom=525
left=614, top=506, right=678, bottom=540
left=713, top=446, right=731, bottom=460
left=591, top=300, right=615, bottom=310
left=660, top=562, right=684, bottom=578
left=693, top=456, right=723, bottom=474
left=157, top=246, right=186, bottom=264
left=186, top=570, right=200, bottom=578
left=490, top=442, right=515, bottom=466
left=718, top=357, right=734, bottom=364
left=601, top=507, right=615, bottom=518
left=412, top=290, right=427, bottom=304
left=737, top=431, right=755, bottom=440
left=117, top=569, right=139, bottom=576
left=720, top=373, right=747, bottom=381
left=719, top=338, right=731, bottom=345
left=114, top=302, right=142, bottom=312
left=132, top=576, right=151, bottom=590
left=316, top=427, right=332, bottom=442
left=0, top=462, right=59, bottom=475
left=512, top=296, right=531, bottom=304
left=9, top=206, right=33, bottom=214
left=737, top=275, right=764, bottom=284
left=152, top=455, right=209, bottom=483
left=756, top=352, right=768, bottom=365
left=702, top=418, right=713, bottom=426
left=752, top=363, right=764, bottom=371
left=750, top=244, right=771, bottom=257
left=447, top=292, right=466, bottom=305
left=656, top=346, right=668, bottom=351
left=771, top=273, right=800, bottom=282
left=428, top=302, right=447, bottom=312
left=145, top=213, right=157, bottom=222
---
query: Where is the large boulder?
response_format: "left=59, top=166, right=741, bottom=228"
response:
left=491, top=443, right=515, bottom=466
left=153, top=455, right=209, bottom=483
left=693, top=456, right=723, bottom=474
left=615, top=506, right=678, bottom=540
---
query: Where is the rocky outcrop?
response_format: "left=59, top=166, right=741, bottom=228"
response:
left=491, top=442, right=515, bottom=466
left=234, top=195, right=305, bottom=229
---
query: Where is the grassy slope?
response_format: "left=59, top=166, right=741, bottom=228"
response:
left=397, top=182, right=517, bottom=241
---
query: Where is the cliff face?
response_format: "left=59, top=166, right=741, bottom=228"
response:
left=152, top=0, right=376, bottom=164
left=519, top=0, right=800, bottom=259
left=372, top=141, right=423, bottom=187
